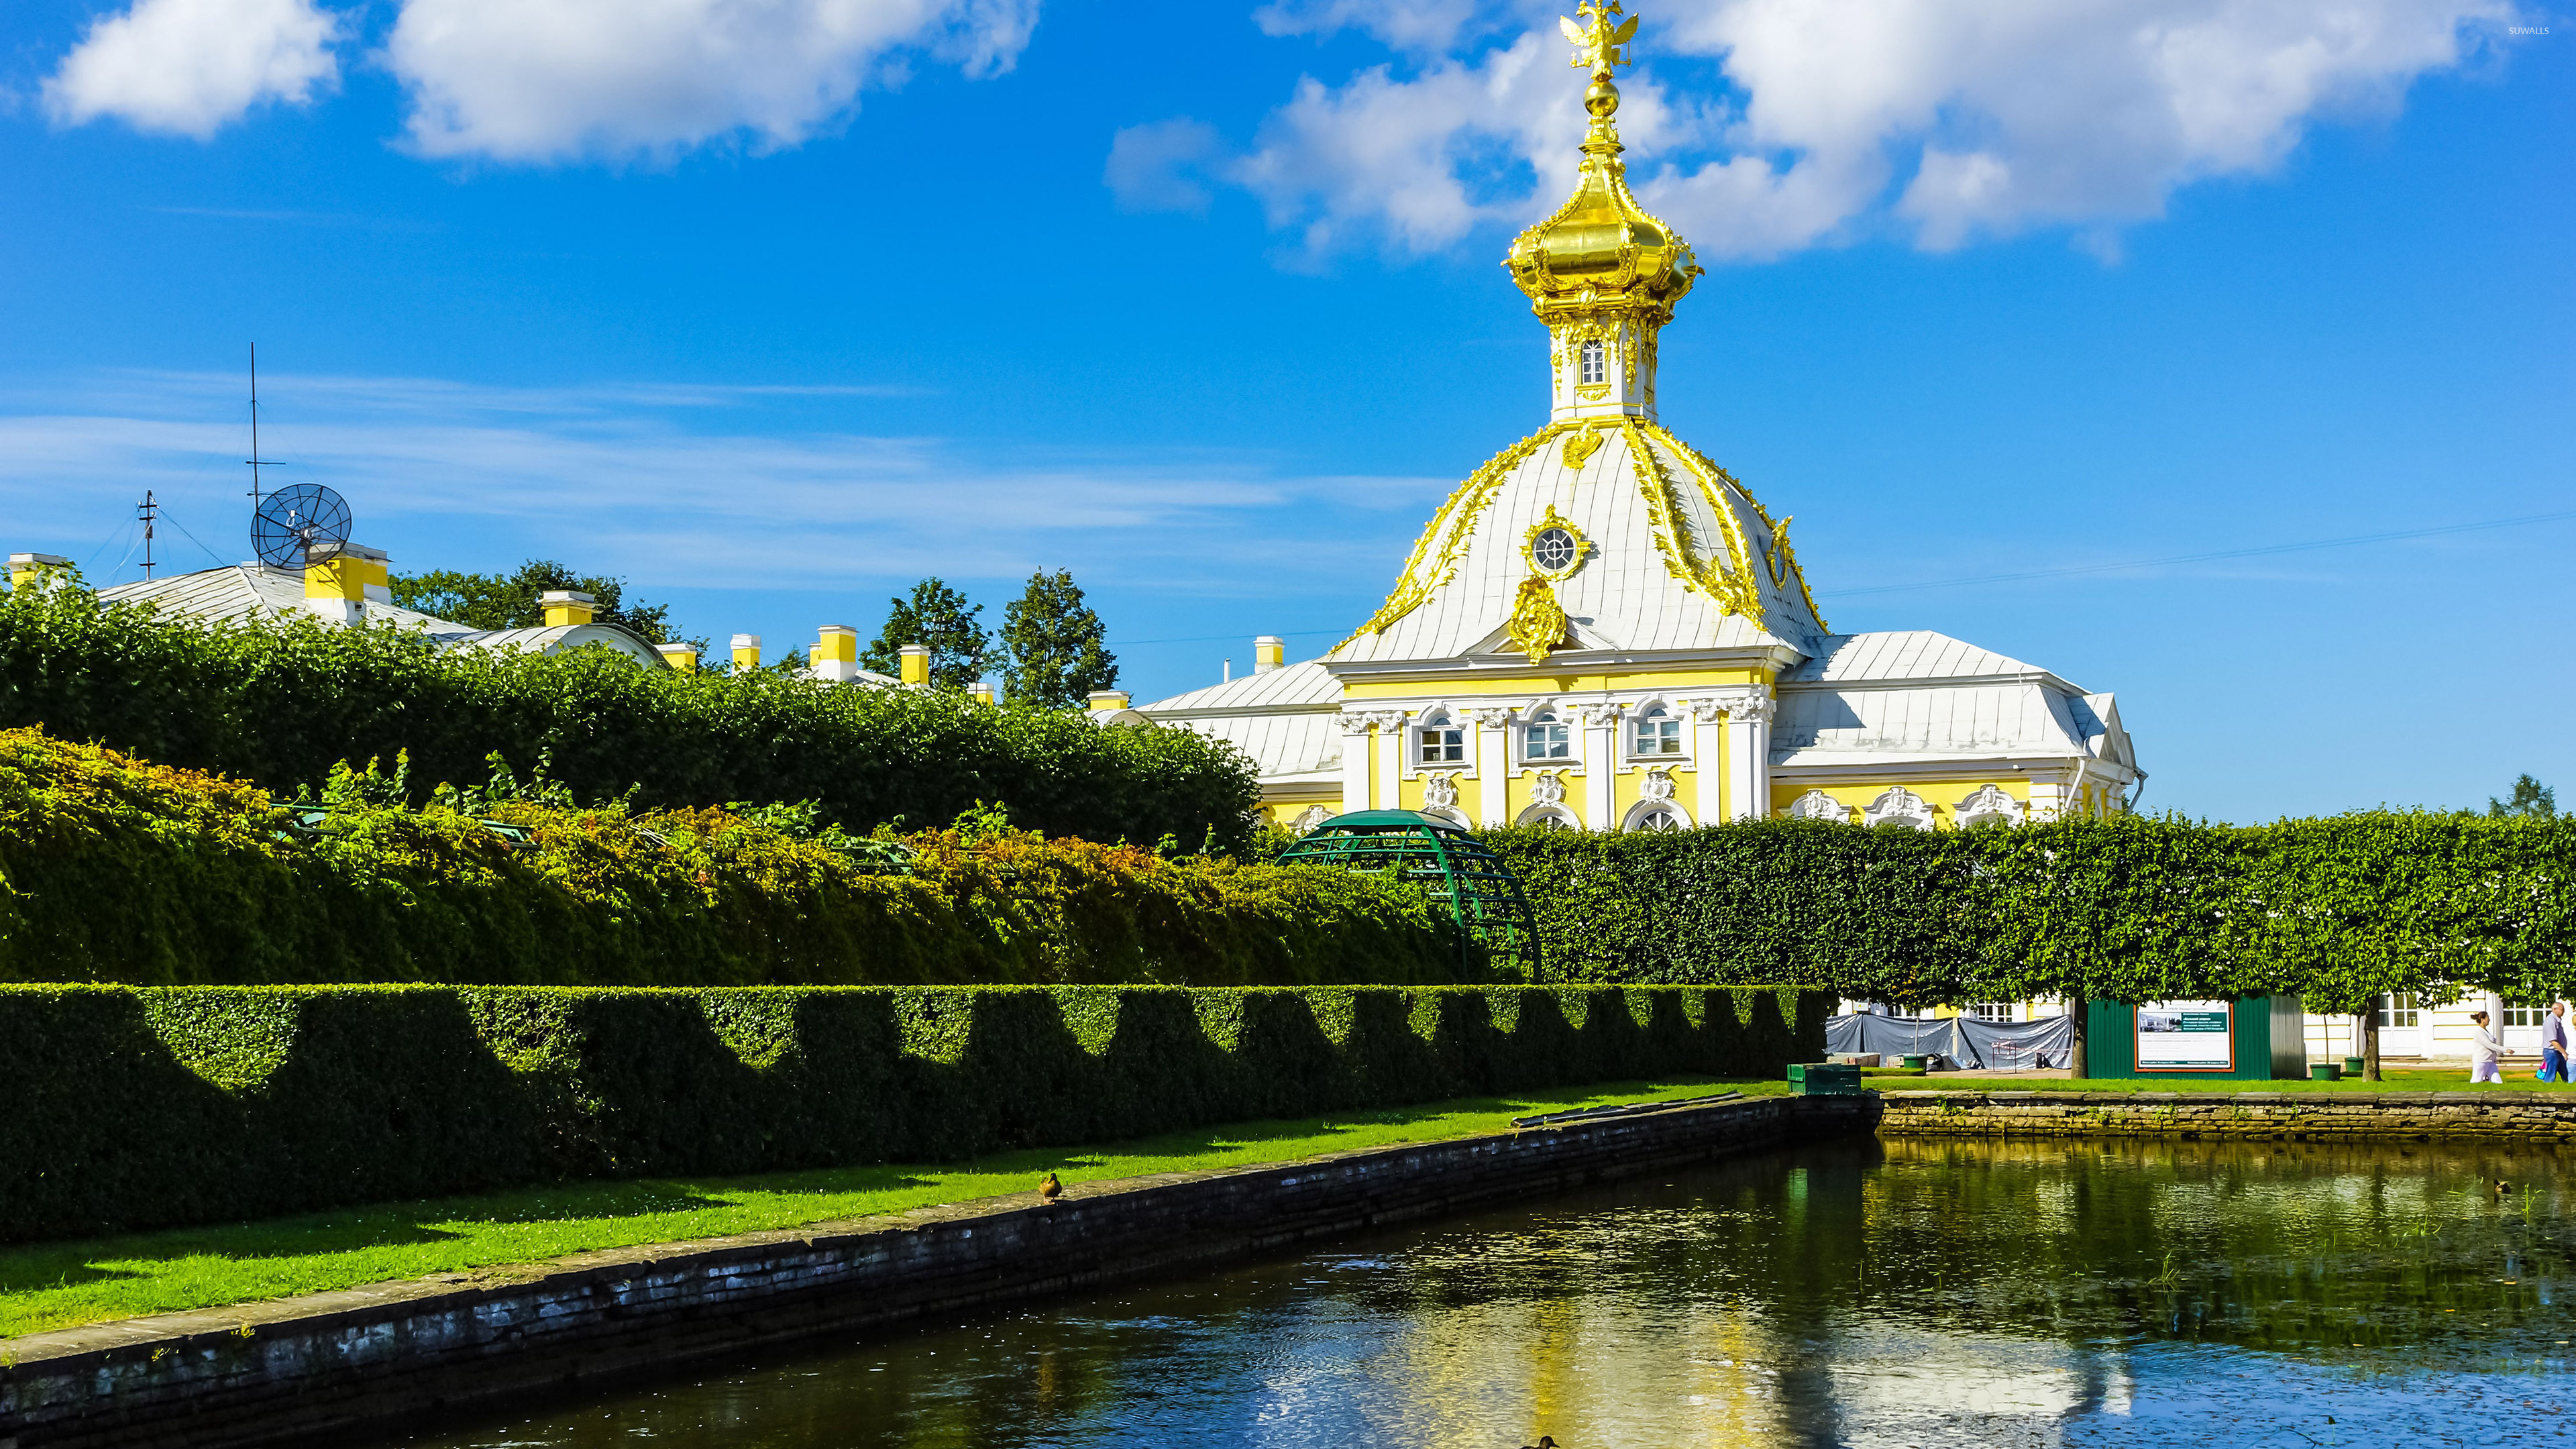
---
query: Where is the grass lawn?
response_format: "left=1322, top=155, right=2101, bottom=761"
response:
left=0, top=1076, right=1769, bottom=1342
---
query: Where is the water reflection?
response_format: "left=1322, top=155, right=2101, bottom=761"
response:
left=390, top=1136, right=2575, bottom=1448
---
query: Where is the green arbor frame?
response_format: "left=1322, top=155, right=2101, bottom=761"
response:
left=1276, top=810, right=1541, bottom=979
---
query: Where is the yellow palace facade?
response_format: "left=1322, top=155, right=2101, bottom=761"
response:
left=1130, top=4, right=2141, bottom=833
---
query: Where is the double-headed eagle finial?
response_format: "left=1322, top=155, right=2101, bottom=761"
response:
left=1560, top=1, right=1640, bottom=77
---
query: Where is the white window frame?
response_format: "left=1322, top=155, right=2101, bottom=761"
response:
left=1415, top=710, right=1467, bottom=769
left=1968, top=1002, right=2014, bottom=1023
left=1627, top=704, right=1684, bottom=760
left=2378, top=993, right=2420, bottom=1028
left=1578, top=339, right=1605, bottom=385
left=1522, top=709, right=1572, bottom=764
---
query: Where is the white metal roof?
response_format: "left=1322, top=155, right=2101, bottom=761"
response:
left=1138, top=660, right=1344, bottom=784
left=1329, top=422, right=1829, bottom=665
left=1780, top=631, right=2057, bottom=686
left=99, top=564, right=669, bottom=667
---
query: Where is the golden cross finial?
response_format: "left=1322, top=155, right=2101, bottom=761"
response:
left=1560, top=1, right=1638, bottom=76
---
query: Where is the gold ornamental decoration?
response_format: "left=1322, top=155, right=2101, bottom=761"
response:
left=1523, top=504, right=1589, bottom=579
left=1560, top=425, right=1607, bottom=469
left=1506, top=576, right=1571, bottom=663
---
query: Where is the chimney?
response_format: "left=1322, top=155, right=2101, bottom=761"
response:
left=541, top=590, right=597, bottom=627
left=731, top=633, right=762, bottom=671
left=898, top=644, right=930, bottom=688
left=812, top=625, right=860, bottom=682
left=305, top=544, right=390, bottom=625
left=8, top=553, right=70, bottom=591
left=1086, top=689, right=1131, bottom=714
left=1254, top=635, right=1285, bottom=673
left=655, top=642, right=699, bottom=672
left=966, top=680, right=996, bottom=706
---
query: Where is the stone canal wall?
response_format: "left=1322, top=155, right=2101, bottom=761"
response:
left=0, top=1093, right=1875, bottom=1449
left=1877, top=1089, right=2576, bottom=1141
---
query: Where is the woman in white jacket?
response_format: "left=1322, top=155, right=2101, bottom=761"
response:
left=2467, top=1010, right=2505, bottom=1085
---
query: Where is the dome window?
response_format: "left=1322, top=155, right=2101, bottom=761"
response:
left=1578, top=339, right=1605, bottom=385
left=1523, top=708, right=1571, bottom=761
left=1630, top=704, right=1681, bottom=756
left=1417, top=710, right=1466, bottom=766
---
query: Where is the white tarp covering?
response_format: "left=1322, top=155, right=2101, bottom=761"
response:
left=1826, top=1012, right=2076, bottom=1071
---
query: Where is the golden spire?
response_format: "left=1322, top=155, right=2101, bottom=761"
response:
left=1507, top=3, right=1699, bottom=423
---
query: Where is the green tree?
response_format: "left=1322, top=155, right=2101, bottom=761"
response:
left=389, top=559, right=678, bottom=645
left=862, top=578, right=991, bottom=690
left=2490, top=773, right=2558, bottom=819
left=1000, top=568, right=1118, bottom=710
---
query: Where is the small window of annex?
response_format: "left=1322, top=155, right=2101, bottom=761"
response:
left=1523, top=709, right=1571, bottom=762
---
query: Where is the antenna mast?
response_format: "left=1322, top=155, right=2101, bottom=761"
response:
left=137, top=490, right=159, bottom=580
left=246, top=343, right=271, bottom=519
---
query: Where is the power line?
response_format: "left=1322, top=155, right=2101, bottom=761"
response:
left=1819, top=506, right=2576, bottom=600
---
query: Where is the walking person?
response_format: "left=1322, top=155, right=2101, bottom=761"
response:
left=2467, top=1010, right=2505, bottom=1085
left=2540, top=1003, right=2573, bottom=1085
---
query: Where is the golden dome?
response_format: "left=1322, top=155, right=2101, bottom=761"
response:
left=1504, top=3, right=1700, bottom=325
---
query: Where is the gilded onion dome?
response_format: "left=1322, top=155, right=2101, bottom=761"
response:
left=1507, top=1, right=1700, bottom=426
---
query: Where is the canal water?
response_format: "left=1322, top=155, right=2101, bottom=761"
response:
left=389, top=1136, right=2574, bottom=1448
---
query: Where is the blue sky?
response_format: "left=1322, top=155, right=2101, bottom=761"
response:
left=0, top=0, right=2568, bottom=822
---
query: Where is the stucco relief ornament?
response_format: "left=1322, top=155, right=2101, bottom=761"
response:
left=1290, top=806, right=1336, bottom=833
left=1531, top=772, right=1568, bottom=806
left=1505, top=578, right=1571, bottom=664
left=1338, top=711, right=1381, bottom=735
left=1864, top=786, right=1936, bottom=830
left=1423, top=774, right=1460, bottom=811
left=1575, top=702, right=1624, bottom=728
left=1955, top=783, right=2025, bottom=826
left=1788, top=789, right=1845, bottom=822
left=1679, top=697, right=1731, bottom=724
left=1722, top=690, right=1777, bottom=724
left=1640, top=768, right=1675, bottom=802
left=1468, top=707, right=1515, bottom=729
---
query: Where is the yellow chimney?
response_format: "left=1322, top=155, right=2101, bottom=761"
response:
left=731, top=633, right=761, bottom=670
left=1087, top=689, right=1132, bottom=713
left=966, top=680, right=996, bottom=706
left=541, top=590, right=597, bottom=627
left=898, top=644, right=930, bottom=688
left=8, top=553, right=69, bottom=590
left=655, top=642, right=699, bottom=672
left=813, top=625, right=861, bottom=682
left=305, top=545, right=388, bottom=625
left=1254, top=635, right=1285, bottom=673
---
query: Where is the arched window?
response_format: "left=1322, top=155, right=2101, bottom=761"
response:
left=1623, top=802, right=1689, bottom=833
left=1516, top=805, right=1579, bottom=829
left=1578, top=339, right=1605, bottom=385
left=1523, top=708, right=1570, bottom=761
left=1629, top=704, right=1681, bottom=757
left=1417, top=710, right=1465, bottom=766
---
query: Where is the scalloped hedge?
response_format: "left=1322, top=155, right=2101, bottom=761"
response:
left=0, top=981, right=1827, bottom=1240
left=0, top=727, right=1465, bottom=987
left=0, top=576, right=1255, bottom=848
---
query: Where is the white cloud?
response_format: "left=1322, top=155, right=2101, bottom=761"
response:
left=1167, top=0, right=2518, bottom=260
left=384, top=0, right=1042, bottom=162
left=0, top=370, right=1439, bottom=596
left=1106, top=118, right=1226, bottom=213
left=44, top=0, right=341, bottom=140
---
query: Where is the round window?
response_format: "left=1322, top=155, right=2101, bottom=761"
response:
left=1532, top=527, right=1578, bottom=572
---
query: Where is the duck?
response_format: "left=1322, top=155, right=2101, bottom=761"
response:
left=1039, top=1171, right=1063, bottom=1205
left=1522, top=1438, right=1558, bottom=1448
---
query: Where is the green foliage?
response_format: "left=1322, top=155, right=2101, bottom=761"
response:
left=862, top=577, right=994, bottom=689
left=1000, top=568, right=1119, bottom=710
left=388, top=559, right=679, bottom=646
left=1478, top=812, right=2576, bottom=1010
left=0, top=981, right=1831, bottom=1240
left=0, top=580, right=1255, bottom=849
left=2489, top=773, right=2557, bottom=820
left=0, top=727, right=1456, bottom=989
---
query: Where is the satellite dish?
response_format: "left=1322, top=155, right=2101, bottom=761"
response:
left=252, top=483, right=352, bottom=571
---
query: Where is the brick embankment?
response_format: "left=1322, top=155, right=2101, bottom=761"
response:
left=1878, top=1089, right=2576, bottom=1141
left=0, top=1093, right=1877, bottom=1449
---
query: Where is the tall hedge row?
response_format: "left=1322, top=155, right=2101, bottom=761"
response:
left=0, top=982, right=1827, bottom=1241
left=0, top=728, right=1468, bottom=987
left=0, top=578, right=1255, bottom=847
left=1481, top=812, right=2576, bottom=1011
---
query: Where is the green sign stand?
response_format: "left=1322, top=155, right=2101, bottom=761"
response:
left=2084, top=997, right=2306, bottom=1081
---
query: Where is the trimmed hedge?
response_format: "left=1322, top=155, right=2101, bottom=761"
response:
left=0, top=576, right=1256, bottom=849
left=0, top=727, right=1467, bottom=987
left=0, top=982, right=1828, bottom=1241
left=1479, top=813, right=2576, bottom=1010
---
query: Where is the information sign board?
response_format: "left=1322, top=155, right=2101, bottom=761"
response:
left=2136, top=1000, right=2234, bottom=1071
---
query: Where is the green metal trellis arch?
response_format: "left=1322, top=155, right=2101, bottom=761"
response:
left=1275, top=809, right=1541, bottom=979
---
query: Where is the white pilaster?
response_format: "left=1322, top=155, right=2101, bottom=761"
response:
left=1577, top=702, right=1621, bottom=830
left=1374, top=712, right=1407, bottom=810
left=1470, top=708, right=1514, bottom=828
left=1338, top=713, right=1375, bottom=816
left=1684, top=698, right=1731, bottom=821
